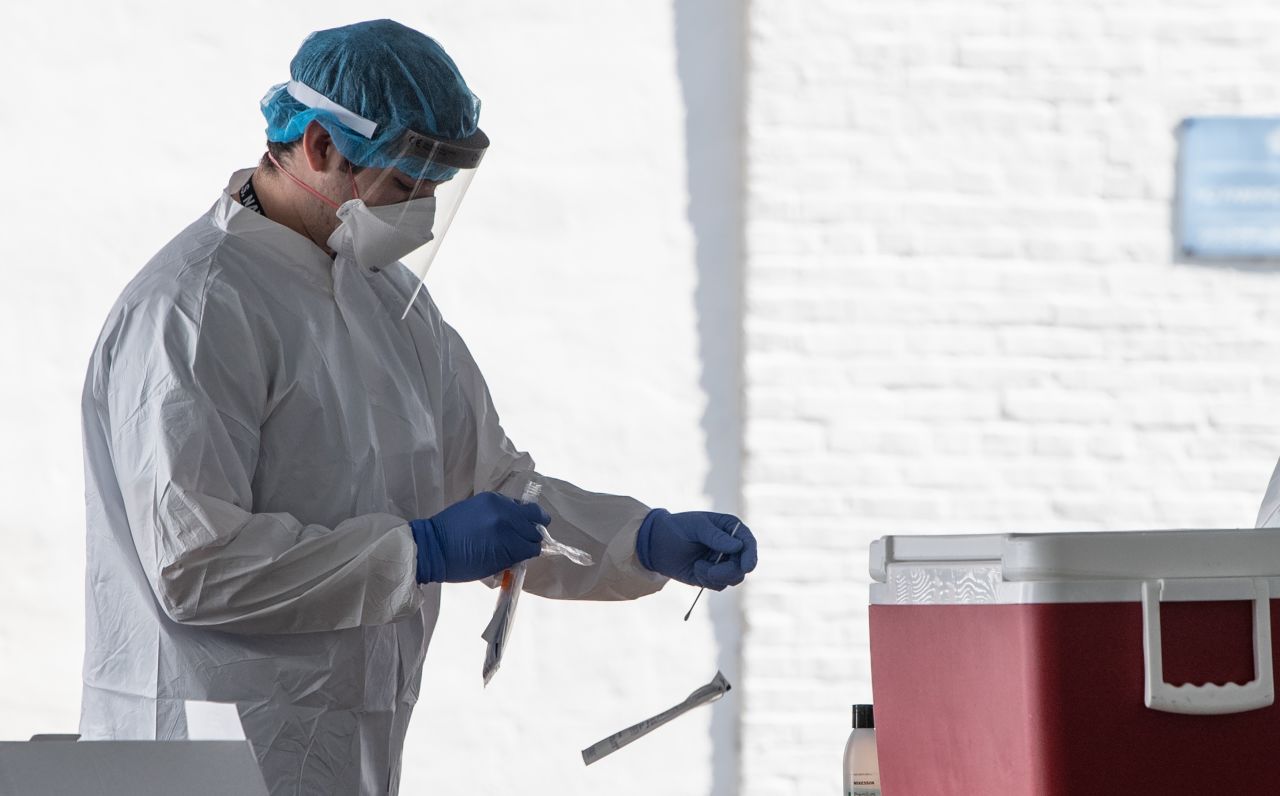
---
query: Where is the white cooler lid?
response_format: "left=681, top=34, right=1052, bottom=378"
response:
left=870, top=529, right=1280, bottom=605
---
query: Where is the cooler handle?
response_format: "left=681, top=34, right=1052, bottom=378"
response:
left=1141, top=578, right=1275, bottom=715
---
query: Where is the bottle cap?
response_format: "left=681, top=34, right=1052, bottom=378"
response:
left=852, top=704, right=874, bottom=729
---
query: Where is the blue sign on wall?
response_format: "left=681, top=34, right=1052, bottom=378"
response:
left=1178, top=116, right=1280, bottom=259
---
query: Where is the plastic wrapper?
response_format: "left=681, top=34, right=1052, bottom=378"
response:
left=580, top=671, right=732, bottom=765
left=480, top=481, right=592, bottom=684
left=480, top=559, right=526, bottom=686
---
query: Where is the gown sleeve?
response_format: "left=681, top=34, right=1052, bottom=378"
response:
left=1257, top=458, right=1280, bottom=528
left=438, top=321, right=668, bottom=601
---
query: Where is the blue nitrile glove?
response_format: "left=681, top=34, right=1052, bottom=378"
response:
left=409, top=492, right=550, bottom=584
left=635, top=509, right=759, bottom=590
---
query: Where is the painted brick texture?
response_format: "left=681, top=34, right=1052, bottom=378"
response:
left=741, top=2, right=1280, bottom=793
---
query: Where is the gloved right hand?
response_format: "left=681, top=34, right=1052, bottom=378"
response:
left=409, top=492, right=550, bottom=584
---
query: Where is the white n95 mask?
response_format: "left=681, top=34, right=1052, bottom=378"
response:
left=328, top=196, right=437, bottom=272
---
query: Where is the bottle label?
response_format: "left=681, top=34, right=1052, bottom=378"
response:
left=848, top=778, right=881, bottom=796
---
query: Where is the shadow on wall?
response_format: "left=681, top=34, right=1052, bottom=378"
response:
left=674, top=1, right=745, bottom=795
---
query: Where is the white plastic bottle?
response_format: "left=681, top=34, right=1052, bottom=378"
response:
left=843, top=704, right=880, bottom=796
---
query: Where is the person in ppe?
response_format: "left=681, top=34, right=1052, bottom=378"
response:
left=79, top=18, right=758, bottom=796
left=1258, top=465, right=1280, bottom=528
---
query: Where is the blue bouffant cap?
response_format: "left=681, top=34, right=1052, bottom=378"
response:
left=260, top=19, right=482, bottom=181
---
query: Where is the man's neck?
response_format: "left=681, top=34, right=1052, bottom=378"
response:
left=248, top=167, right=332, bottom=255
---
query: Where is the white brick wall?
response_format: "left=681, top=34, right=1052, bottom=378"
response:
left=741, top=1, right=1280, bottom=793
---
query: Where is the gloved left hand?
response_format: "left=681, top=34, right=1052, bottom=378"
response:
left=636, top=509, right=758, bottom=590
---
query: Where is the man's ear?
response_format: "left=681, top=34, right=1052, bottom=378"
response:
left=300, top=121, right=342, bottom=173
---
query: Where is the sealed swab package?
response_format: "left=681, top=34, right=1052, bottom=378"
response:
left=581, top=671, right=733, bottom=765
left=480, top=481, right=594, bottom=684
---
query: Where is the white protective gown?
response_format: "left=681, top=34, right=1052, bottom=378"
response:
left=1258, top=461, right=1280, bottom=528
left=80, top=170, right=667, bottom=795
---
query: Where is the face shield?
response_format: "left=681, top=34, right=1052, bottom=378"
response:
left=365, top=126, right=488, bottom=316
left=265, top=79, right=488, bottom=316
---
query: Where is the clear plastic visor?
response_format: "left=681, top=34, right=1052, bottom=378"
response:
left=350, top=127, right=487, bottom=317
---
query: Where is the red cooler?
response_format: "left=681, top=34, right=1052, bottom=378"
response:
left=868, top=530, right=1280, bottom=795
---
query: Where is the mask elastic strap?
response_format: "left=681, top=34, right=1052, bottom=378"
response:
left=348, top=161, right=362, bottom=201
left=266, top=151, right=342, bottom=210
